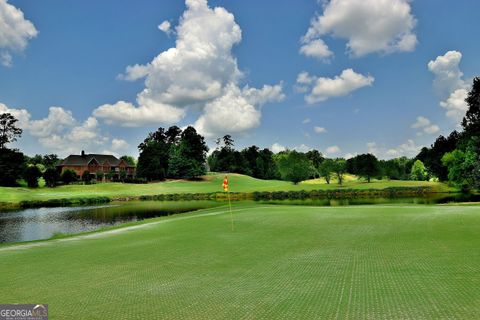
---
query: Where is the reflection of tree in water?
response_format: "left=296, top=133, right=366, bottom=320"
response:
left=67, top=201, right=221, bottom=223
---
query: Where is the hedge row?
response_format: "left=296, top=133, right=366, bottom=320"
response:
left=138, top=187, right=432, bottom=202
left=138, top=192, right=252, bottom=202
left=19, top=196, right=111, bottom=208
left=252, top=187, right=432, bottom=201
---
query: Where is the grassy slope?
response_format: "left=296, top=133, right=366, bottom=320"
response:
left=1, top=204, right=479, bottom=319
left=0, top=173, right=452, bottom=204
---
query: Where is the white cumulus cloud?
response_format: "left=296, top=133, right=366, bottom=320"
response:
left=94, top=100, right=185, bottom=127
left=0, top=102, right=31, bottom=127
left=298, top=69, right=374, bottom=104
left=271, top=142, right=286, bottom=153
left=301, top=0, right=417, bottom=59
left=386, top=139, right=422, bottom=158
left=313, top=126, right=327, bottom=134
left=28, top=107, right=76, bottom=138
left=428, top=50, right=465, bottom=94
left=299, top=39, right=332, bottom=60
left=100, top=0, right=284, bottom=138
left=428, top=51, right=469, bottom=122
left=158, top=20, right=173, bottom=36
left=111, top=138, right=130, bottom=151
left=0, top=103, right=126, bottom=156
left=344, top=153, right=356, bottom=160
left=0, top=0, right=38, bottom=67
left=326, top=145, right=340, bottom=155
left=439, top=88, right=469, bottom=122
left=295, top=144, right=312, bottom=153
left=410, top=116, right=440, bottom=135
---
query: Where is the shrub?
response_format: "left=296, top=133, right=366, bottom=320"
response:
left=82, top=171, right=92, bottom=183
left=24, top=165, right=42, bottom=188
left=43, top=167, right=61, bottom=187
left=61, top=169, right=77, bottom=185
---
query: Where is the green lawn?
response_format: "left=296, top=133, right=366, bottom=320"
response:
left=1, top=203, right=479, bottom=319
left=0, top=173, right=451, bottom=204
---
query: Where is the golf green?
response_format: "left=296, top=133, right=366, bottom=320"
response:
left=1, top=204, right=479, bottom=319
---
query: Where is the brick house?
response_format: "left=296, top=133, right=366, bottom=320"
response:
left=57, top=151, right=135, bottom=179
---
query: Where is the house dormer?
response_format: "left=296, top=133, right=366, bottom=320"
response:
left=102, top=160, right=111, bottom=172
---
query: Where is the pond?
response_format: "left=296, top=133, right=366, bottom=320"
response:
left=1, top=194, right=479, bottom=244
left=0, top=201, right=223, bottom=244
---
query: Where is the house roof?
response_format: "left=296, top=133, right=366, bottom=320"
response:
left=58, top=153, right=135, bottom=167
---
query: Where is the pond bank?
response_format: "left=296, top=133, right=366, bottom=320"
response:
left=0, top=185, right=456, bottom=209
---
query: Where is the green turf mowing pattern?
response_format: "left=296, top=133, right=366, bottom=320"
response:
left=1, top=204, right=479, bottom=319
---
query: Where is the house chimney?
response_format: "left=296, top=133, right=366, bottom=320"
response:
left=81, top=150, right=85, bottom=157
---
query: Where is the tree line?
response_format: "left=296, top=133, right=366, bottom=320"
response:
left=415, top=77, right=480, bottom=191
left=207, top=135, right=420, bottom=185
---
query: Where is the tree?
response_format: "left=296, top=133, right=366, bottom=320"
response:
left=165, top=125, right=182, bottom=145
left=416, top=131, right=459, bottom=181
left=24, top=165, right=42, bottom=188
left=61, top=169, right=77, bottom=185
left=168, top=146, right=203, bottom=179
left=43, top=154, right=59, bottom=168
left=332, top=158, right=347, bottom=185
left=82, top=170, right=92, bottom=183
left=441, top=137, right=479, bottom=189
left=0, top=113, right=22, bottom=149
left=306, top=150, right=324, bottom=178
left=241, top=146, right=259, bottom=177
left=410, top=160, right=428, bottom=181
left=223, top=135, right=234, bottom=150
left=26, top=154, right=59, bottom=171
left=350, top=154, right=379, bottom=182
left=0, top=148, right=26, bottom=186
left=180, top=126, right=208, bottom=166
left=256, top=148, right=279, bottom=180
left=318, top=159, right=334, bottom=184
left=43, top=167, right=60, bottom=187
left=96, top=171, right=104, bottom=182
left=208, top=135, right=237, bottom=173
left=137, top=127, right=170, bottom=181
left=106, top=170, right=116, bottom=181
left=276, top=151, right=313, bottom=184
left=166, top=126, right=208, bottom=179
left=119, top=170, right=127, bottom=182
left=462, top=77, right=480, bottom=139
left=120, top=155, right=136, bottom=166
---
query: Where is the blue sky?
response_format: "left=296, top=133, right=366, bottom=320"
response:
left=1, top=0, right=479, bottom=158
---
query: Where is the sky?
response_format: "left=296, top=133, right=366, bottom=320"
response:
left=0, top=0, right=479, bottom=159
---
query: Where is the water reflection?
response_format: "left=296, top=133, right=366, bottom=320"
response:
left=0, top=201, right=222, bottom=244
left=260, top=193, right=480, bottom=206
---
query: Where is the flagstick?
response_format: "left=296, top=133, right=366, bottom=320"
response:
left=227, top=190, right=234, bottom=231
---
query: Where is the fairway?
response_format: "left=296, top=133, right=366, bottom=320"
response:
left=1, top=204, right=480, bottom=319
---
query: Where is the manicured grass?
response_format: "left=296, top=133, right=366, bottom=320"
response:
left=1, top=203, right=479, bottom=319
left=0, top=173, right=451, bottom=204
